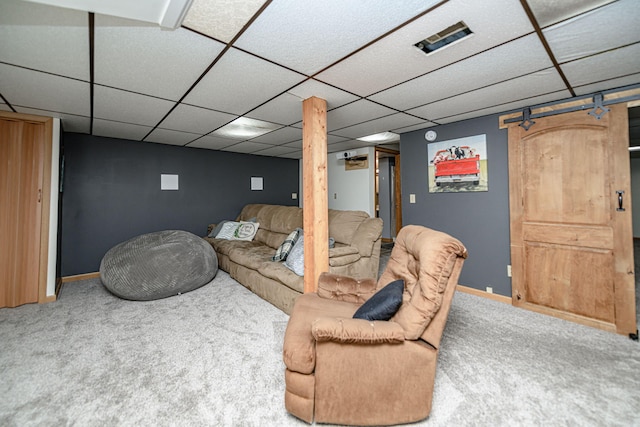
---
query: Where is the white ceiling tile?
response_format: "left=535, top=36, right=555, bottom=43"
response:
left=0, top=0, right=89, bottom=80
left=186, top=134, right=237, bottom=150
left=573, top=73, right=640, bottom=96
left=279, top=150, right=302, bottom=159
left=93, top=119, right=153, bottom=141
left=251, top=145, right=299, bottom=157
left=287, top=80, right=359, bottom=109
left=369, top=34, right=552, bottom=111
left=249, top=126, right=301, bottom=145
left=159, top=104, right=236, bottom=134
left=94, top=85, right=175, bottom=126
left=13, top=106, right=91, bottom=133
left=543, top=0, right=640, bottom=63
left=221, top=141, right=272, bottom=154
left=283, top=134, right=348, bottom=149
left=183, top=0, right=268, bottom=43
left=407, top=69, right=568, bottom=121
left=527, top=0, right=615, bottom=27
left=393, top=122, right=437, bottom=134
left=327, top=100, right=396, bottom=132
left=145, top=128, right=200, bottom=145
left=246, top=92, right=302, bottom=125
left=436, top=91, right=572, bottom=125
left=0, top=63, right=90, bottom=116
left=316, top=0, right=535, bottom=96
left=234, top=0, right=441, bottom=75
left=327, top=140, right=365, bottom=152
left=94, top=15, right=226, bottom=101
left=560, top=43, right=640, bottom=88
left=183, top=48, right=306, bottom=114
left=334, top=113, right=424, bottom=139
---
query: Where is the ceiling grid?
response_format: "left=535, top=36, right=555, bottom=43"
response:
left=0, top=0, right=637, bottom=156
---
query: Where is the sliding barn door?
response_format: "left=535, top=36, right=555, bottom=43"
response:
left=507, top=103, right=636, bottom=335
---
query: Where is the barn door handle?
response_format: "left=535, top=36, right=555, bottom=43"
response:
left=616, top=190, right=625, bottom=212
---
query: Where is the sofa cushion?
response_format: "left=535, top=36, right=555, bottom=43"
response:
left=259, top=262, right=304, bottom=293
left=328, top=209, right=370, bottom=245
left=273, top=228, right=301, bottom=262
left=353, top=279, right=404, bottom=321
left=207, top=238, right=260, bottom=257
left=229, top=245, right=274, bottom=270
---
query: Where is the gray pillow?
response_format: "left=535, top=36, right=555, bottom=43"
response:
left=284, top=235, right=305, bottom=276
left=208, top=220, right=229, bottom=238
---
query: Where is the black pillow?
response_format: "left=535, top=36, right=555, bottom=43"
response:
left=353, top=280, right=404, bottom=321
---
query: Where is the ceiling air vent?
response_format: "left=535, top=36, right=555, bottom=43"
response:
left=414, top=21, right=472, bottom=55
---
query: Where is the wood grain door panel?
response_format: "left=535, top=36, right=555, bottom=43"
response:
left=507, top=103, right=636, bottom=335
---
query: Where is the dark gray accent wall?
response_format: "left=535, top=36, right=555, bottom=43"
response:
left=60, top=133, right=299, bottom=276
left=400, top=114, right=511, bottom=296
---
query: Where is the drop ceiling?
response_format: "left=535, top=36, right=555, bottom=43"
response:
left=1, top=0, right=638, bottom=159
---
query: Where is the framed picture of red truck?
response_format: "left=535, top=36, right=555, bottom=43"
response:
left=427, top=134, right=488, bottom=193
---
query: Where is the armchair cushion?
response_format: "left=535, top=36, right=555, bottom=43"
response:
left=317, top=272, right=376, bottom=304
left=312, top=317, right=405, bottom=344
left=353, top=279, right=404, bottom=321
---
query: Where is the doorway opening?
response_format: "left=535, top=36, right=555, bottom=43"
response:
left=375, top=147, right=402, bottom=244
left=627, top=105, right=640, bottom=331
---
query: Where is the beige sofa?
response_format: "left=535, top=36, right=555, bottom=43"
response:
left=205, top=204, right=383, bottom=314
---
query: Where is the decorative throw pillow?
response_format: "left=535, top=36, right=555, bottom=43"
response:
left=273, top=228, right=301, bottom=262
left=231, top=222, right=260, bottom=241
left=215, top=221, right=240, bottom=239
left=353, top=280, right=404, bottom=321
left=208, top=220, right=230, bottom=237
left=284, top=235, right=305, bottom=276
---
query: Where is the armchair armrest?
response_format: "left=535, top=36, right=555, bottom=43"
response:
left=317, top=272, right=376, bottom=304
left=312, top=317, right=405, bottom=344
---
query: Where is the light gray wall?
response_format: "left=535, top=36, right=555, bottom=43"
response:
left=400, top=114, right=511, bottom=296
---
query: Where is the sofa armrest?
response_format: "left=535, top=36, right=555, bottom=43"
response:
left=312, top=317, right=405, bottom=344
left=328, top=246, right=361, bottom=267
left=350, top=218, right=383, bottom=257
left=317, top=272, right=376, bottom=304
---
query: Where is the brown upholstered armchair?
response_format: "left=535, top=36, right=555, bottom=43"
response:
left=282, top=225, right=467, bottom=425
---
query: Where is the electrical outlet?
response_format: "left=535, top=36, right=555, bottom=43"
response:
left=507, top=265, right=512, bottom=277
left=410, top=194, right=416, bottom=203
left=334, top=193, right=337, bottom=199
left=486, top=286, right=493, bottom=294
left=291, top=192, right=297, bottom=200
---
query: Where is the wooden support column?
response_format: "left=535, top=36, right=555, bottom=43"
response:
left=302, top=96, right=328, bottom=293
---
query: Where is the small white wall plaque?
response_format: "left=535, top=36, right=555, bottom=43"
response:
left=161, top=174, right=179, bottom=190
left=251, top=176, right=263, bottom=191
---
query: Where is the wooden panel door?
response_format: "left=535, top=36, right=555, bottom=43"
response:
left=0, top=118, right=45, bottom=308
left=508, top=103, right=636, bottom=335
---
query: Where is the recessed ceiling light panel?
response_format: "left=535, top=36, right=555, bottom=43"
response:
left=357, top=131, right=400, bottom=144
left=414, top=21, right=473, bottom=55
left=213, top=117, right=280, bottom=140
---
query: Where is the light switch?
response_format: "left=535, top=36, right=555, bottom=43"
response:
left=410, top=194, right=416, bottom=203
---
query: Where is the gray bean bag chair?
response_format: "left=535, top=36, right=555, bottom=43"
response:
left=100, top=230, right=218, bottom=301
